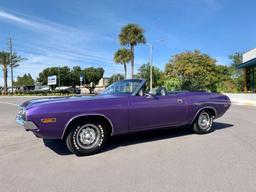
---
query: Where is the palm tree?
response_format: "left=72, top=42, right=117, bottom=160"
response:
left=10, top=53, right=24, bottom=93
left=0, top=51, right=10, bottom=94
left=0, top=51, right=23, bottom=94
left=119, top=24, right=146, bottom=78
left=114, top=48, right=132, bottom=79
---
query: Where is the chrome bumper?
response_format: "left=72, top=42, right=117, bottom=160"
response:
left=16, top=115, right=38, bottom=131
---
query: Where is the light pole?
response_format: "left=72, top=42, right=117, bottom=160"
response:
left=148, top=43, right=153, bottom=91
left=147, top=39, right=165, bottom=92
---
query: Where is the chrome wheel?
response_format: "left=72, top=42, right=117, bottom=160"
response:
left=198, top=112, right=211, bottom=130
left=66, top=121, right=107, bottom=156
left=76, top=124, right=101, bottom=149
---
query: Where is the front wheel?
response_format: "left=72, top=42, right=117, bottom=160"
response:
left=66, top=121, right=107, bottom=156
left=193, top=110, right=214, bottom=134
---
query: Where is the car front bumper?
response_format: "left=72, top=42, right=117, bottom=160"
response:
left=16, top=115, right=38, bottom=131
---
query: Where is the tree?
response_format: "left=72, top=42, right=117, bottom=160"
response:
left=0, top=51, right=23, bottom=94
left=82, top=67, right=104, bottom=85
left=37, top=66, right=71, bottom=87
left=165, top=50, right=219, bottom=92
left=37, top=66, right=104, bottom=88
left=10, top=53, right=25, bottom=93
left=215, top=65, right=237, bottom=92
left=229, top=52, right=243, bottom=68
left=114, top=48, right=131, bottom=79
left=70, top=66, right=82, bottom=86
left=164, top=77, right=182, bottom=91
left=0, top=52, right=9, bottom=93
left=14, top=73, right=34, bottom=88
left=119, top=24, right=146, bottom=78
left=229, top=52, right=244, bottom=92
left=137, top=63, right=164, bottom=90
left=108, top=74, right=125, bottom=85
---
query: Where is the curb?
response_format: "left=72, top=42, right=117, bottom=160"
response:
left=231, top=101, right=256, bottom=107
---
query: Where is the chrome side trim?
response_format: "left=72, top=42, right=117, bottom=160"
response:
left=193, top=102, right=227, bottom=105
left=61, top=113, right=114, bottom=139
left=189, top=106, right=217, bottom=124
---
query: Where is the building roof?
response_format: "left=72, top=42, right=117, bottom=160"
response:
left=238, top=57, right=256, bottom=69
left=243, top=48, right=256, bottom=63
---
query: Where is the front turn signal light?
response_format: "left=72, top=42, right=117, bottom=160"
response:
left=41, top=118, right=57, bottom=124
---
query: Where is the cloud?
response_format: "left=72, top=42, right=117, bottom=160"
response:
left=0, top=8, right=95, bottom=46
left=0, top=9, right=31, bottom=25
left=0, top=8, right=78, bottom=33
left=0, top=9, right=57, bottom=32
left=0, top=7, right=138, bottom=86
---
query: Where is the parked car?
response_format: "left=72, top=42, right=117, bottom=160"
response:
left=16, top=79, right=231, bottom=156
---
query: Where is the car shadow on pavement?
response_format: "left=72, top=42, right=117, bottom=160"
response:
left=103, top=122, right=233, bottom=153
left=43, top=139, right=72, bottom=155
left=43, top=122, right=233, bottom=156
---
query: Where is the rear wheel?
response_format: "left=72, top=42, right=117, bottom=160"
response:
left=193, top=110, right=213, bottom=134
left=65, top=121, right=107, bottom=156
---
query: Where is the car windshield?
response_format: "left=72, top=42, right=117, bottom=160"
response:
left=101, top=79, right=143, bottom=95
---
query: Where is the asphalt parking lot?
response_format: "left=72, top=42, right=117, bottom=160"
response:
left=0, top=97, right=256, bottom=192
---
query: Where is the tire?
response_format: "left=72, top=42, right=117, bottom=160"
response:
left=65, top=121, right=107, bottom=156
left=193, top=110, right=214, bottom=134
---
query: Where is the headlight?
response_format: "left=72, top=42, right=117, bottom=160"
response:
left=18, top=107, right=27, bottom=121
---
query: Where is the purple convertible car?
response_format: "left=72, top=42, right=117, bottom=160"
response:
left=16, top=79, right=231, bottom=156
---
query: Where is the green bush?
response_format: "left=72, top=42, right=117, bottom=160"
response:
left=13, top=90, right=76, bottom=96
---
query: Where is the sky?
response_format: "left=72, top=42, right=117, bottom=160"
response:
left=1, top=0, right=256, bottom=86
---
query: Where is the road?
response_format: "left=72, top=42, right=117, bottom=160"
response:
left=0, top=96, right=256, bottom=192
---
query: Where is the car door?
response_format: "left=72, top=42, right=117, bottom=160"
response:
left=128, top=94, right=187, bottom=131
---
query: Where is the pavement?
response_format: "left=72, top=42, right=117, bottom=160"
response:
left=0, top=97, right=256, bottom=192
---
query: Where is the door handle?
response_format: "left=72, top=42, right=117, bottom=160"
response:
left=177, top=99, right=183, bottom=104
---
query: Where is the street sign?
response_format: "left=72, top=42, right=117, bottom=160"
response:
left=48, top=75, right=57, bottom=85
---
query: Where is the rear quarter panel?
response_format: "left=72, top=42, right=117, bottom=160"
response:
left=182, top=92, right=231, bottom=124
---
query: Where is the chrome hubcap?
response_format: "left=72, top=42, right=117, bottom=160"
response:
left=79, top=128, right=96, bottom=145
left=76, top=124, right=101, bottom=149
left=198, top=112, right=211, bottom=129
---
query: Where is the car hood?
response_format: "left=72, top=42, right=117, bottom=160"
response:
left=21, top=94, right=126, bottom=109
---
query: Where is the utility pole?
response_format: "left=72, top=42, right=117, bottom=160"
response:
left=8, top=38, right=13, bottom=93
